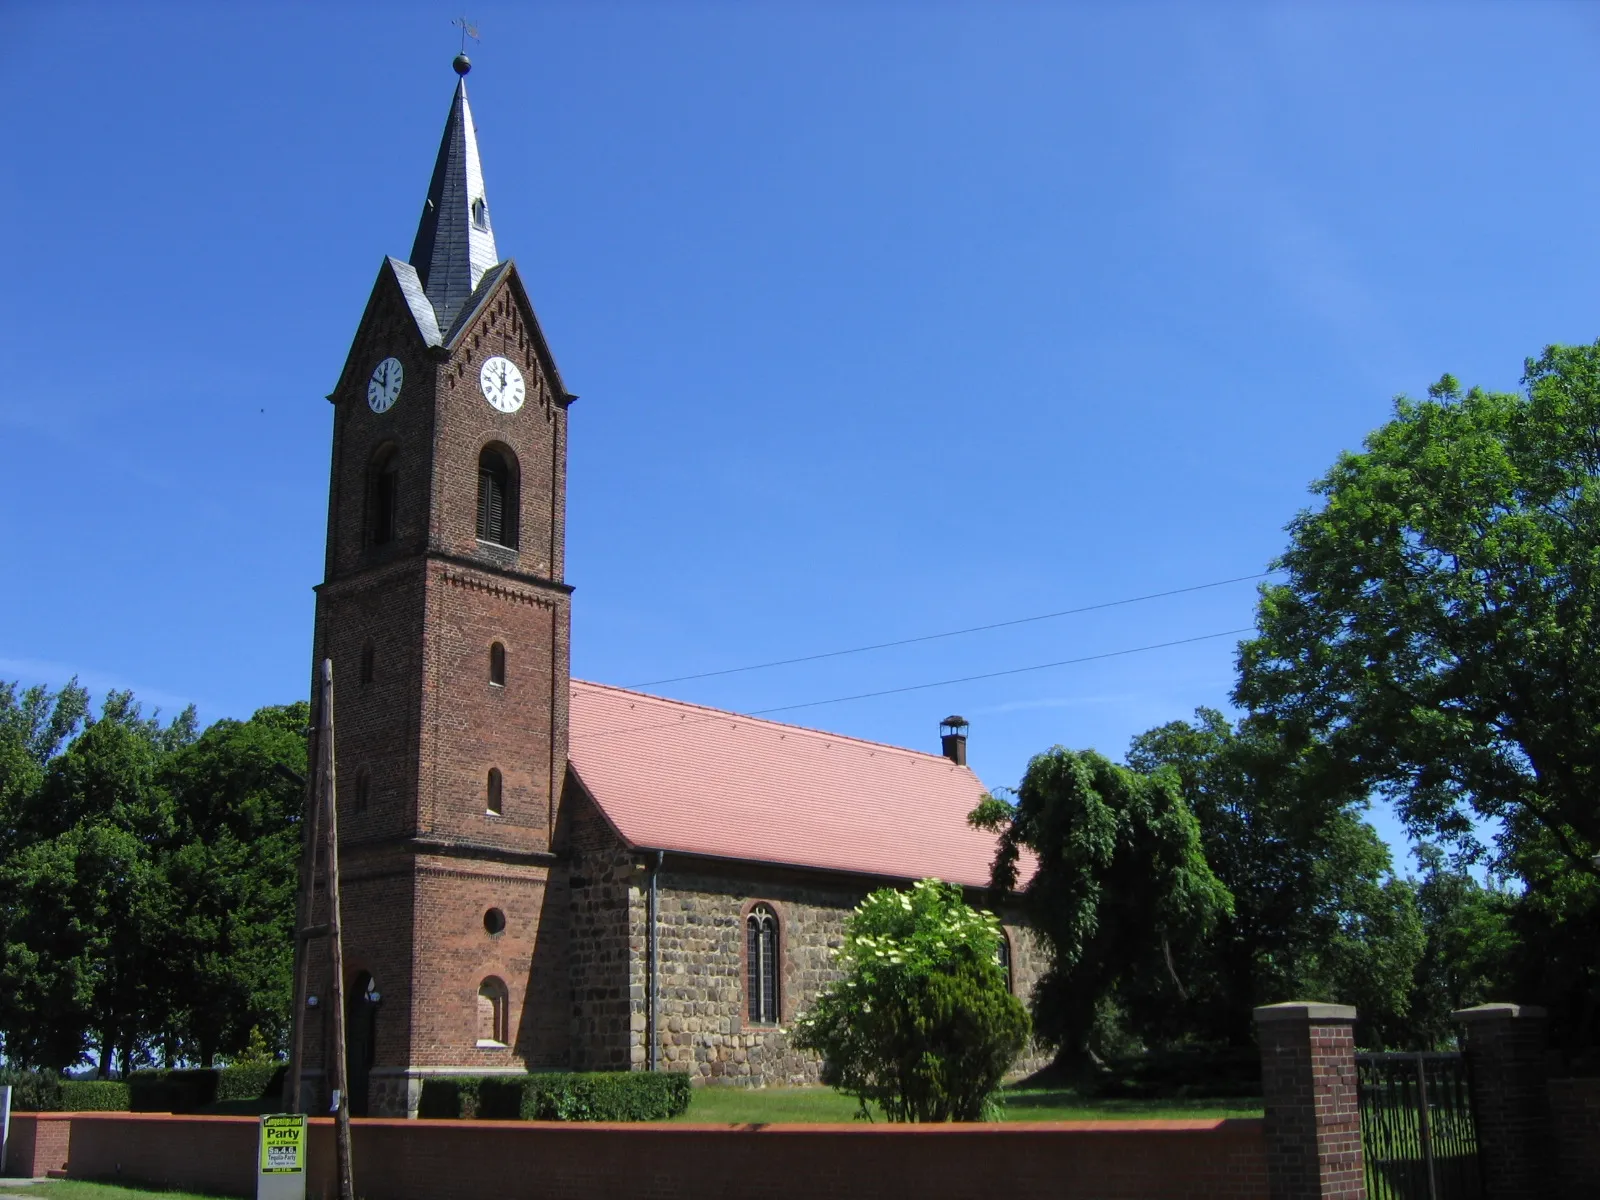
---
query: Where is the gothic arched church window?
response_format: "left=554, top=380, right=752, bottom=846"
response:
left=746, top=904, right=780, bottom=1025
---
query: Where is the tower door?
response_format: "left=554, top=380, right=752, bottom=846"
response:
left=346, top=973, right=381, bottom=1117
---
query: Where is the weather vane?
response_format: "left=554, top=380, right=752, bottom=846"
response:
left=452, top=16, right=480, bottom=75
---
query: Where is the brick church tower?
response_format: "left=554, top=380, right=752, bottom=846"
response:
left=305, top=55, right=575, bottom=1117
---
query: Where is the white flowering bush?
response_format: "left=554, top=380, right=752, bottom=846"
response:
left=792, top=878, right=1030, bottom=1121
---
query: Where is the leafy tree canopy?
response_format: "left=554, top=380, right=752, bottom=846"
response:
left=0, top=686, right=305, bottom=1074
left=1126, top=709, right=1424, bottom=1048
left=1236, top=343, right=1600, bottom=881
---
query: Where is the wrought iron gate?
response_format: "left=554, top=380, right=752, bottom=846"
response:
left=1356, top=1052, right=1481, bottom=1200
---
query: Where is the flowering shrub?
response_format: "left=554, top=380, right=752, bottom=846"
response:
left=792, top=878, right=1030, bottom=1121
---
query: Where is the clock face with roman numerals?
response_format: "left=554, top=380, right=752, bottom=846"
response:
left=367, top=357, right=403, bottom=413
left=479, top=356, right=526, bottom=414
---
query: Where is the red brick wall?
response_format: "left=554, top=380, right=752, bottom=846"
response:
left=1549, top=1076, right=1600, bottom=1200
left=3, top=1113, right=70, bottom=1177
left=43, top=1112, right=1268, bottom=1200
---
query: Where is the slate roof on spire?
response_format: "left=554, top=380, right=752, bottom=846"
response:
left=409, top=75, right=500, bottom=331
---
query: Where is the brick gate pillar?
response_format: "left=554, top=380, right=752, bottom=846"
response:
left=1453, top=1003, right=1553, bottom=1200
left=1254, top=1001, right=1366, bottom=1200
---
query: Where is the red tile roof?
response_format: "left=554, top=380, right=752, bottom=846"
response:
left=568, top=680, right=1019, bottom=889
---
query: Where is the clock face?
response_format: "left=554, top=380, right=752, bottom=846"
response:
left=367, top=357, right=403, bottom=414
left=479, top=356, right=526, bottom=414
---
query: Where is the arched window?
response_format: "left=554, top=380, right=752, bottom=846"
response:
left=477, top=976, right=508, bottom=1046
left=489, top=642, right=506, bottom=687
left=369, top=446, right=399, bottom=547
left=476, top=446, right=518, bottom=548
left=996, top=928, right=1013, bottom=994
left=746, top=904, right=780, bottom=1025
left=486, top=768, right=503, bottom=816
left=354, top=766, right=371, bottom=814
left=360, top=640, right=375, bottom=686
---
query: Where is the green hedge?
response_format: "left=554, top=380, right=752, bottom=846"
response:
left=60, top=1080, right=131, bottom=1111
left=418, top=1072, right=692, bottom=1122
left=0, top=1069, right=63, bottom=1112
left=130, top=1064, right=288, bottom=1112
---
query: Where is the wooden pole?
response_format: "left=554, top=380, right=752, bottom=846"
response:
left=284, top=711, right=322, bottom=1115
left=316, top=659, right=356, bottom=1200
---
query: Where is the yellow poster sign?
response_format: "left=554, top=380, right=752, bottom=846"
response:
left=259, top=1114, right=306, bottom=1174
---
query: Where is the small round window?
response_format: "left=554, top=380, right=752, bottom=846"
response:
left=484, top=908, right=506, bottom=936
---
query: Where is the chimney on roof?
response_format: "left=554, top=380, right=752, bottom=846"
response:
left=939, top=715, right=969, bottom=766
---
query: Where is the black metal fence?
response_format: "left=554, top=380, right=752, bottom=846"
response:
left=1356, top=1052, right=1481, bottom=1200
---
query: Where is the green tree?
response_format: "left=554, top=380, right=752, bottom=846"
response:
left=792, top=879, right=1030, bottom=1122
left=0, top=679, right=89, bottom=859
left=1236, top=344, right=1600, bottom=878
left=1235, top=342, right=1600, bottom=1045
left=1404, top=845, right=1515, bottom=1049
left=160, top=702, right=307, bottom=1065
left=969, top=749, right=1231, bottom=1059
left=1125, top=710, right=1425, bottom=1047
left=0, top=685, right=250, bottom=1073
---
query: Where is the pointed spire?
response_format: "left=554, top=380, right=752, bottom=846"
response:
left=409, top=56, right=500, bottom=331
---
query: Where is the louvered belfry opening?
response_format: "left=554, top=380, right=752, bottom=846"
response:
left=476, top=445, right=518, bottom=548
left=746, top=905, right=779, bottom=1024
left=370, top=448, right=399, bottom=546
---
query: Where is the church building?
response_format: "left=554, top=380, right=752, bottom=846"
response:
left=302, top=57, right=1041, bottom=1119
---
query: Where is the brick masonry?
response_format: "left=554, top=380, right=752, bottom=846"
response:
left=304, top=251, right=1050, bottom=1113
left=1453, top=1003, right=1555, bottom=1200
left=1254, top=1002, right=1366, bottom=1200
left=1548, top=1075, right=1600, bottom=1200
left=2, top=1113, right=70, bottom=1178
left=306, top=259, right=574, bottom=1116
left=28, top=1112, right=1271, bottom=1200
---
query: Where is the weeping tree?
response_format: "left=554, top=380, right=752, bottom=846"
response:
left=970, top=749, right=1232, bottom=1061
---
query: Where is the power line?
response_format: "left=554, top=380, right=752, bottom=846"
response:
left=579, top=626, right=1256, bottom=741
left=625, top=571, right=1274, bottom=689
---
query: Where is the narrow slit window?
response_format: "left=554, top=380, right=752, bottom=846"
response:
left=354, top=767, right=370, bottom=814
left=360, top=640, right=375, bottom=686
left=489, top=642, right=506, bottom=687
left=746, top=905, right=779, bottom=1025
left=370, top=448, right=398, bottom=546
left=477, top=976, right=508, bottom=1046
left=486, top=768, right=502, bottom=816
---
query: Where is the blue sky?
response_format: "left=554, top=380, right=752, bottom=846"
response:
left=3, top=3, right=1597, bottom=870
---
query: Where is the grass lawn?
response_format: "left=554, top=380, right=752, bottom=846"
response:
left=675, top=1085, right=1262, bottom=1124
left=0, top=1184, right=228, bottom=1200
